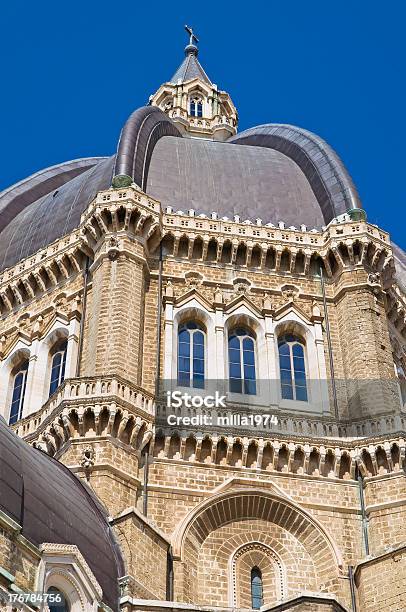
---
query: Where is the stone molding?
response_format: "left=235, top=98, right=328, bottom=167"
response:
left=36, top=542, right=103, bottom=611
left=153, top=432, right=405, bottom=480
left=230, top=541, right=286, bottom=606
left=171, top=487, right=344, bottom=566
left=0, top=186, right=400, bottom=319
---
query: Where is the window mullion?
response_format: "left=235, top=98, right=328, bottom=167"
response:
left=189, top=331, right=193, bottom=383
left=240, top=338, right=244, bottom=383
left=290, top=344, right=296, bottom=400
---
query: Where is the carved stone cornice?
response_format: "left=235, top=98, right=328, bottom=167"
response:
left=0, top=185, right=398, bottom=319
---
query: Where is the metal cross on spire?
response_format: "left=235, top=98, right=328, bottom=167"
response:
left=185, top=25, right=199, bottom=47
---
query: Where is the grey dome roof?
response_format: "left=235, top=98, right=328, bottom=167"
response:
left=146, top=136, right=323, bottom=226
left=0, top=104, right=398, bottom=273
left=0, top=417, right=124, bottom=609
left=0, top=157, right=114, bottom=270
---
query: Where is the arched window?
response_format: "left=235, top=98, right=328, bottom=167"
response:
left=189, top=97, right=203, bottom=117
left=47, top=587, right=69, bottom=612
left=228, top=328, right=256, bottom=395
left=251, top=566, right=263, bottom=609
left=278, top=334, right=308, bottom=401
left=395, top=362, right=406, bottom=405
left=9, top=361, right=29, bottom=425
left=178, top=322, right=205, bottom=388
left=49, top=341, right=67, bottom=397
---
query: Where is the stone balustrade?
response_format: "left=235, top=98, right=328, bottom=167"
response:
left=13, top=375, right=155, bottom=441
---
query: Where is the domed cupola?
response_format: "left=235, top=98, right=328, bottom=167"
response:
left=149, top=26, right=238, bottom=141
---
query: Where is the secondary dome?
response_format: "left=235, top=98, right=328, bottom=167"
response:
left=0, top=416, right=124, bottom=609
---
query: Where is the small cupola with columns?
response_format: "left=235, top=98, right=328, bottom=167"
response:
left=149, top=26, right=238, bottom=141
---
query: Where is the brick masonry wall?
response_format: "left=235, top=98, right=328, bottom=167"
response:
left=0, top=528, right=37, bottom=592
left=113, top=512, right=168, bottom=600
left=364, top=474, right=406, bottom=555
left=60, top=438, right=141, bottom=515
left=356, top=548, right=406, bottom=611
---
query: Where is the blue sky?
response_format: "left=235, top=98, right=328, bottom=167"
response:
left=1, top=1, right=404, bottom=245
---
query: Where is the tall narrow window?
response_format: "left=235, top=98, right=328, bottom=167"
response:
left=228, top=328, right=256, bottom=395
left=396, top=362, right=406, bottom=405
left=278, top=334, right=308, bottom=401
left=49, top=341, right=68, bottom=397
left=178, top=322, right=205, bottom=388
left=9, top=361, right=29, bottom=425
left=251, top=567, right=263, bottom=609
left=189, top=97, right=203, bottom=117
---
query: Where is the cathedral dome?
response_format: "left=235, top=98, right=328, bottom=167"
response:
left=0, top=416, right=124, bottom=609
left=0, top=107, right=370, bottom=271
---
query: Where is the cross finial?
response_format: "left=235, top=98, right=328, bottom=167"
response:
left=185, top=25, right=199, bottom=47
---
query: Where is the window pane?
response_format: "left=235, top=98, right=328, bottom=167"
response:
left=243, top=337, right=254, bottom=351
left=281, top=384, right=294, bottom=400
left=60, top=350, right=67, bottom=383
left=279, top=355, right=291, bottom=370
left=244, top=364, right=256, bottom=380
left=193, top=358, right=204, bottom=374
left=251, top=568, right=263, bottom=610
left=52, top=352, right=62, bottom=368
left=12, top=374, right=24, bottom=398
left=193, top=374, right=204, bottom=389
left=49, top=379, right=59, bottom=396
left=228, top=348, right=241, bottom=365
left=193, top=343, right=204, bottom=359
left=228, top=335, right=240, bottom=349
left=245, top=379, right=257, bottom=395
left=186, top=321, right=198, bottom=330
left=178, top=329, right=189, bottom=342
left=293, top=356, right=306, bottom=372
left=280, top=368, right=292, bottom=383
left=230, top=378, right=242, bottom=393
left=278, top=342, right=290, bottom=356
left=193, top=330, right=204, bottom=345
left=296, top=385, right=308, bottom=402
left=292, top=343, right=304, bottom=357
left=9, top=365, right=28, bottom=425
left=294, top=369, right=306, bottom=383
left=243, top=348, right=255, bottom=366
left=229, top=362, right=241, bottom=379
left=178, top=357, right=190, bottom=372
left=178, top=371, right=190, bottom=386
left=179, top=342, right=190, bottom=357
